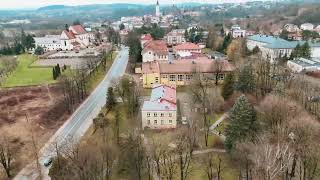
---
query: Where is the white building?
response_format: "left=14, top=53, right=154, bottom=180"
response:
left=166, top=29, right=186, bottom=46
left=141, top=84, right=177, bottom=129
left=283, top=24, right=300, bottom=32
left=301, top=23, right=314, bottom=31
left=287, top=58, right=320, bottom=73
left=156, top=0, right=161, bottom=17
left=247, top=34, right=320, bottom=62
left=142, top=40, right=169, bottom=62
left=34, top=25, right=94, bottom=52
left=231, top=24, right=246, bottom=38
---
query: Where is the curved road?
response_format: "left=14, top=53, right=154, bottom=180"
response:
left=14, top=47, right=129, bottom=180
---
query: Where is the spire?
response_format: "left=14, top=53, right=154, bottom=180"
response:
left=157, top=0, right=159, bottom=5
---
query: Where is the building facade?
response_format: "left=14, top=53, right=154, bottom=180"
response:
left=172, top=42, right=201, bottom=55
left=142, top=40, right=169, bottom=62
left=166, top=29, right=186, bottom=46
left=141, top=84, right=177, bottom=129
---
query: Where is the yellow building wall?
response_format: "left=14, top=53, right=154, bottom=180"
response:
left=143, top=73, right=160, bottom=88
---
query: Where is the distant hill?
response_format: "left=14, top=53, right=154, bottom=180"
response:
left=37, top=5, right=70, bottom=11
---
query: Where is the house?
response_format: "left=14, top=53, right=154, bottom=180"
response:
left=142, top=40, right=169, bottom=62
left=287, top=58, right=320, bottom=73
left=247, top=34, right=320, bottom=62
left=300, top=23, right=314, bottom=31
left=172, top=42, right=201, bottom=55
left=141, top=84, right=177, bottom=129
left=284, top=24, right=300, bottom=33
left=231, top=25, right=246, bottom=38
left=288, top=32, right=302, bottom=41
left=140, top=34, right=153, bottom=48
left=206, top=50, right=227, bottom=60
left=142, top=57, right=234, bottom=88
left=34, top=24, right=93, bottom=52
left=166, top=29, right=186, bottom=46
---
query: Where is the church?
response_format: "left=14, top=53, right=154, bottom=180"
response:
left=156, top=0, right=161, bottom=17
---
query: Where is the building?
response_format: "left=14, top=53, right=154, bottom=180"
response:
left=34, top=24, right=93, bottom=52
left=141, top=84, right=177, bottom=129
left=300, top=23, right=314, bottom=31
left=156, top=0, right=161, bottom=17
left=287, top=58, right=320, bottom=73
left=172, top=42, right=201, bottom=55
left=142, top=40, right=169, bottom=62
left=142, top=57, right=234, bottom=88
left=231, top=24, right=246, bottom=38
left=283, top=24, right=300, bottom=33
left=140, top=34, right=153, bottom=48
left=247, top=34, right=320, bottom=62
left=166, top=29, right=186, bottom=46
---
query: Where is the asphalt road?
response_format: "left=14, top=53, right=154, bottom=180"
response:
left=14, top=47, right=129, bottom=180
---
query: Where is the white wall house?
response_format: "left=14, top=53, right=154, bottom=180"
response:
left=300, top=23, right=314, bottom=31
left=284, top=24, right=300, bottom=32
left=142, top=40, right=169, bottom=62
left=166, top=29, right=186, bottom=46
left=141, top=84, right=177, bottom=129
left=34, top=35, right=62, bottom=52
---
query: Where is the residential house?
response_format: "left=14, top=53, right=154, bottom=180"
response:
left=142, top=40, right=169, bottom=62
left=142, top=57, right=234, bottom=88
left=33, top=35, right=62, bottom=52
left=283, top=24, right=300, bottom=33
left=231, top=24, right=246, bottom=38
left=166, top=29, right=186, bottom=46
left=172, top=42, right=201, bottom=55
left=140, top=34, right=153, bottom=48
left=287, top=57, right=320, bottom=73
left=300, top=23, right=314, bottom=31
left=141, top=84, right=177, bottom=129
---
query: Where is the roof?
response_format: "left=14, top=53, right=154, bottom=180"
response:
left=141, top=34, right=153, bottom=41
left=34, top=35, right=61, bottom=45
left=62, top=30, right=76, bottom=39
left=142, top=84, right=177, bottom=111
left=142, top=57, right=234, bottom=74
left=173, top=42, right=201, bottom=51
left=247, top=35, right=320, bottom=49
left=69, top=25, right=87, bottom=35
left=289, top=57, right=320, bottom=67
left=143, top=40, right=168, bottom=55
left=71, top=41, right=81, bottom=46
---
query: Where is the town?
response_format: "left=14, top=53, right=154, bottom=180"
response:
left=0, top=0, right=320, bottom=180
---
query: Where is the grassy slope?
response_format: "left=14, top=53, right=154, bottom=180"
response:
left=2, top=54, right=55, bottom=87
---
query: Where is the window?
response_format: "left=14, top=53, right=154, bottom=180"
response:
left=169, top=120, right=172, bottom=124
left=178, top=75, right=184, bottom=81
left=169, top=75, right=176, bottom=82
left=155, top=77, right=159, bottom=83
left=186, top=75, right=193, bottom=81
left=147, top=112, right=150, bottom=117
left=161, top=120, right=164, bottom=125
left=219, top=74, right=224, bottom=80
left=154, top=120, right=158, bottom=124
left=147, top=120, right=150, bottom=125
left=162, top=74, right=168, bottom=79
left=154, top=113, right=157, bottom=117
left=149, top=51, right=151, bottom=54
left=160, top=113, right=164, bottom=117
left=169, top=113, right=172, bottom=117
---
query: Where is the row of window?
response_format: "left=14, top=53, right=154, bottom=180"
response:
left=147, top=112, right=173, bottom=117
left=161, top=74, right=193, bottom=82
left=147, top=119, right=173, bottom=125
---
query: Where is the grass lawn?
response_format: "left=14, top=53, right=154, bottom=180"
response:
left=208, top=112, right=224, bottom=125
left=2, top=54, right=55, bottom=87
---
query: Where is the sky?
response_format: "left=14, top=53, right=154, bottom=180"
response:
left=0, top=0, right=255, bottom=9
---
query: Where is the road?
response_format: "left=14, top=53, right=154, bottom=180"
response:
left=14, top=47, right=129, bottom=180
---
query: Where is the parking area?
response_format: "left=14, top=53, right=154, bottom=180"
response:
left=33, top=57, right=97, bottom=69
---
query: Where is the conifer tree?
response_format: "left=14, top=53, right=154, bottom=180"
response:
left=56, top=64, right=61, bottom=76
left=225, top=95, right=257, bottom=152
left=236, top=64, right=255, bottom=93
left=106, top=87, right=116, bottom=112
left=222, top=72, right=235, bottom=100
left=52, top=67, right=57, bottom=80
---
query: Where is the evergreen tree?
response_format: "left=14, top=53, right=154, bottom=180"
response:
left=236, top=64, right=255, bottom=93
left=52, top=67, right=57, bottom=80
left=222, top=72, right=235, bottom=100
left=56, top=64, right=61, bottom=76
left=34, top=46, right=44, bottom=55
left=106, top=87, right=116, bottom=111
left=219, top=33, right=232, bottom=53
left=225, top=95, right=257, bottom=152
left=301, top=42, right=311, bottom=58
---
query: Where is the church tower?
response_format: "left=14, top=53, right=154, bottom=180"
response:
left=156, top=0, right=161, bottom=17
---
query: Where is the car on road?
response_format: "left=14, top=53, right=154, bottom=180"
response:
left=43, top=158, right=53, bottom=167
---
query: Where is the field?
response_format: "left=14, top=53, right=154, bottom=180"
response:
left=2, top=54, right=55, bottom=87
left=0, top=85, right=69, bottom=179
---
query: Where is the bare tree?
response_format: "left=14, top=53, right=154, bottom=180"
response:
left=213, top=60, right=223, bottom=85
left=0, top=137, right=13, bottom=178
left=204, top=154, right=224, bottom=180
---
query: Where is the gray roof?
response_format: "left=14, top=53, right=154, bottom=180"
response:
left=248, top=34, right=320, bottom=49
left=289, top=57, right=320, bottom=67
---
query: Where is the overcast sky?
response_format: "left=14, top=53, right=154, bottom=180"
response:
left=0, top=0, right=255, bottom=9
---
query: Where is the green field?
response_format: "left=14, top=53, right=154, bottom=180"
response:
left=2, top=54, right=55, bottom=87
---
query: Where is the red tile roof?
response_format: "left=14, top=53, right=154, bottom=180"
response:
left=143, top=40, right=168, bottom=55
left=173, top=42, right=201, bottom=51
left=70, top=25, right=87, bottom=35
left=141, top=34, right=153, bottom=41
left=63, top=30, right=76, bottom=39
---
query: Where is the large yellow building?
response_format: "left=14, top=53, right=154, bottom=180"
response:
left=142, top=57, right=234, bottom=88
